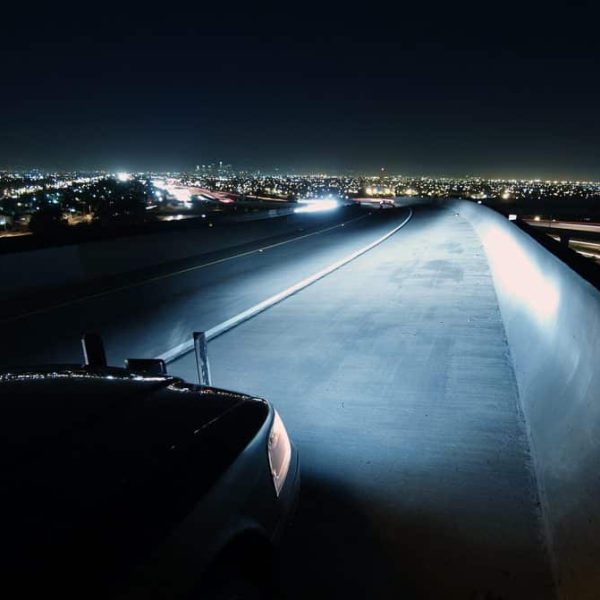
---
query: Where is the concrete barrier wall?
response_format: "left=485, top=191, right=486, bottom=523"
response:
left=0, top=245, right=86, bottom=292
left=453, top=200, right=600, bottom=599
left=0, top=208, right=353, bottom=299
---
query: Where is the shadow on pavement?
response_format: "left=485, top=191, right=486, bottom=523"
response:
left=278, top=472, right=552, bottom=600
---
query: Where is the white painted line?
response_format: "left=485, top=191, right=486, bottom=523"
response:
left=1, top=214, right=367, bottom=324
left=159, top=208, right=413, bottom=363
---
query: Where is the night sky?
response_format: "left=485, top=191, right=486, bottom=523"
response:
left=2, top=1, right=599, bottom=178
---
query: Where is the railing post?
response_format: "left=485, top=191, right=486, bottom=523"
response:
left=81, top=332, right=107, bottom=367
left=193, top=331, right=212, bottom=386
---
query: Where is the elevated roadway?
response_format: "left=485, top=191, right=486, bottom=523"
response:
left=169, top=205, right=554, bottom=599
left=3, top=201, right=599, bottom=598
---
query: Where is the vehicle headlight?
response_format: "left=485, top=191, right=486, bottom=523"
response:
left=268, top=410, right=292, bottom=497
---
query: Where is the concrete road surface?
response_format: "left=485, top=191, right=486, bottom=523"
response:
left=170, top=206, right=554, bottom=599
left=0, top=210, right=396, bottom=366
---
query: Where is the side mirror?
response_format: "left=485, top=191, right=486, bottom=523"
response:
left=125, top=358, right=167, bottom=376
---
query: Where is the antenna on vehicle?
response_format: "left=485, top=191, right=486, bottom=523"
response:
left=193, top=331, right=212, bottom=386
left=81, top=333, right=107, bottom=368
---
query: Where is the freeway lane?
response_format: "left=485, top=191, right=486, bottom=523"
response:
left=525, top=218, right=600, bottom=234
left=0, top=209, right=364, bottom=320
left=0, top=208, right=409, bottom=368
left=169, top=205, right=554, bottom=599
left=158, top=209, right=412, bottom=362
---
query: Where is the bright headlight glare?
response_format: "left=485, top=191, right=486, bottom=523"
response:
left=268, top=410, right=292, bottom=497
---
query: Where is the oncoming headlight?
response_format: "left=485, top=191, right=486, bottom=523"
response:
left=268, top=410, right=292, bottom=497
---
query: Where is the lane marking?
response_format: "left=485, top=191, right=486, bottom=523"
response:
left=159, top=208, right=413, bottom=363
left=1, top=214, right=368, bottom=324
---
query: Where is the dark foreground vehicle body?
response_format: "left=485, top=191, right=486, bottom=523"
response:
left=1, top=360, right=299, bottom=599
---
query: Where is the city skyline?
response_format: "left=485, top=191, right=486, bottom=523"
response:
left=3, top=165, right=600, bottom=184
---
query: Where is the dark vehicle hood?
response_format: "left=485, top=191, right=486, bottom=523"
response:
left=1, top=368, right=246, bottom=469
left=0, top=367, right=270, bottom=597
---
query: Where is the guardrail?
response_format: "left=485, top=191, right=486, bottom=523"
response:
left=453, top=200, right=600, bottom=599
left=158, top=209, right=413, bottom=365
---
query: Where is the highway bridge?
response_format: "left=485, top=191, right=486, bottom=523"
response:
left=1, top=200, right=599, bottom=599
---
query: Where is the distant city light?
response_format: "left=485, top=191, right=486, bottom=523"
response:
left=171, top=188, right=192, bottom=203
left=2, top=169, right=600, bottom=249
left=295, top=198, right=340, bottom=213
